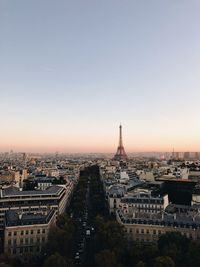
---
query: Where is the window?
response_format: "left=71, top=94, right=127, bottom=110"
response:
left=37, top=229, right=40, bottom=234
left=21, top=231, right=24, bottom=235
left=14, top=231, right=17, bottom=236
left=31, top=230, right=34, bottom=235
left=8, top=232, right=12, bottom=237
left=20, top=239, right=23, bottom=245
left=141, top=229, right=144, bottom=234
left=42, top=229, right=45, bottom=234
left=26, top=230, right=29, bottom=235
left=25, top=238, right=28, bottom=244
left=153, top=230, right=156, bottom=235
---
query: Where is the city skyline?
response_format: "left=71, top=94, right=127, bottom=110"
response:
left=1, top=122, right=200, bottom=154
left=1, top=1, right=200, bottom=153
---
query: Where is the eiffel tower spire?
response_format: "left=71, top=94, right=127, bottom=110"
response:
left=114, top=124, right=128, bottom=161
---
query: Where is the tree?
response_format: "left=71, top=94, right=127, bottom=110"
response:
left=141, top=244, right=158, bottom=266
left=94, top=216, right=125, bottom=251
left=187, top=240, right=200, bottom=267
left=45, top=214, right=76, bottom=259
left=46, top=226, right=72, bottom=257
left=44, top=253, right=69, bottom=267
left=134, top=261, right=146, bottom=267
left=158, top=232, right=189, bottom=266
left=56, top=214, right=76, bottom=234
left=95, top=250, right=117, bottom=267
left=0, top=253, right=15, bottom=267
left=153, top=256, right=175, bottom=267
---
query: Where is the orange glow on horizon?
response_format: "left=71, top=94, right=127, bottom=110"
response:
left=1, top=126, right=200, bottom=153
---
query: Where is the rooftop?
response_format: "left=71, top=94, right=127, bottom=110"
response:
left=117, top=210, right=200, bottom=229
left=1, top=185, right=64, bottom=198
left=117, top=203, right=200, bottom=228
left=5, top=209, right=55, bottom=227
left=108, top=185, right=125, bottom=196
left=121, top=193, right=165, bottom=204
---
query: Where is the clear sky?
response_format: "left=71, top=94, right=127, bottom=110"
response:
left=1, top=0, right=200, bottom=153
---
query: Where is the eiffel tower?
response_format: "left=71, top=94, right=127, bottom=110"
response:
left=114, top=124, right=128, bottom=161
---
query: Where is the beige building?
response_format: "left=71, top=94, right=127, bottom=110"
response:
left=0, top=170, right=28, bottom=186
left=4, top=209, right=56, bottom=255
left=119, top=190, right=169, bottom=216
left=117, top=216, right=198, bottom=243
left=138, top=171, right=155, bottom=182
left=116, top=203, right=200, bottom=243
left=15, top=169, right=28, bottom=187
left=0, top=171, right=15, bottom=183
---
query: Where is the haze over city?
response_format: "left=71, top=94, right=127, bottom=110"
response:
left=1, top=0, right=200, bottom=153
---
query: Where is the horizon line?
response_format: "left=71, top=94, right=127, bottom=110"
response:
left=0, top=150, right=199, bottom=154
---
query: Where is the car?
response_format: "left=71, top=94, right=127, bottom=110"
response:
left=86, top=230, right=91, bottom=236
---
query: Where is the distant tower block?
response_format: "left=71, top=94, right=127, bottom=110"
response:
left=114, top=124, right=128, bottom=161
left=195, top=152, right=199, bottom=160
left=22, top=153, right=26, bottom=161
left=184, top=152, right=190, bottom=160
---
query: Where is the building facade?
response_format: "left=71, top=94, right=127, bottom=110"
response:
left=4, top=209, right=56, bottom=255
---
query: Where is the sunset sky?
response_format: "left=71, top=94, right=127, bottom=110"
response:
left=1, top=0, right=200, bottom=153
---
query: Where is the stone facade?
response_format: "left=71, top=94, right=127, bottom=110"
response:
left=4, top=210, right=56, bottom=255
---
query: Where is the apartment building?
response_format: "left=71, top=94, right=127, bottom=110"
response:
left=119, top=190, right=169, bottom=216
left=4, top=209, right=56, bottom=255
left=116, top=194, right=200, bottom=243
left=0, top=185, right=71, bottom=230
left=116, top=206, right=200, bottom=242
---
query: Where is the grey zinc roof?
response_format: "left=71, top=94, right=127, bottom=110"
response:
left=108, top=185, right=125, bottom=196
left=2, top=185, right=63, bottom=197
left=5, top=209, right=55, bottom=226
left=117, top=210, right=200, bottom=228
